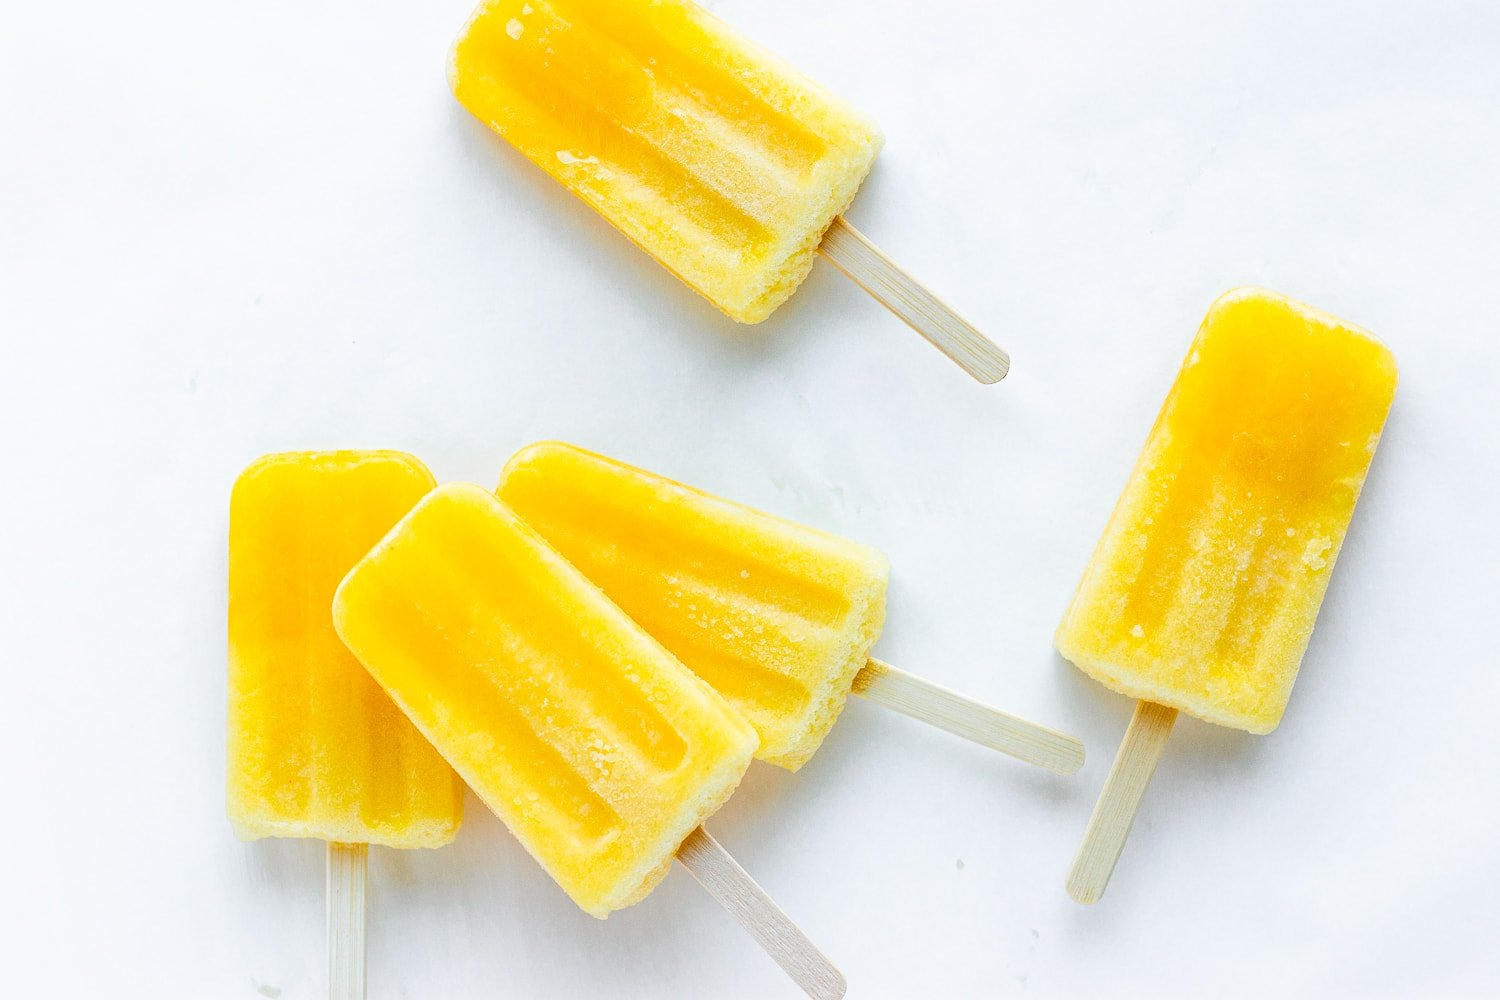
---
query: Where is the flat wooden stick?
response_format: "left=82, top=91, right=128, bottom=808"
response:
left=326, top=842, right=368, bottom=1000
left=851, top=658, right=1084, bottom=775
left=817, top=216, right=1010, bottom=384
left=676, top=826, right=846, bottom=1000
left=1066, top=701, right=1177, bottom=904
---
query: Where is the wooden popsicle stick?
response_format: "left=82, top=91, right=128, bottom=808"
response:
left=1066, top=701, right=1178, bottom=904
left=817, top=216, right=1010, bottom=384
left=851, top=658, right=1085, bottom=775
left=676, top=826, right=846, bottom=1000
left=326, top=842, right=368, bottom=1000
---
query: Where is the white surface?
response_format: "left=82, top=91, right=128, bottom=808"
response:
left=2, top=0, right=1497, bottom=996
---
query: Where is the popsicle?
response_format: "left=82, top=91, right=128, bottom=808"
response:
left=497, top=441, right=1083, bottom=774
left=1056, top=288, right=1398, bottom=903
left=227, top=451, right=464, bottom=999
left=450, top=0, right=1009, bottom=382
left=332, top=484, right=844, bottom=998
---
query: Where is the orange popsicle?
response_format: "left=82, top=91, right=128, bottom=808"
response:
left=1059, top=288, right=1397, bottom=904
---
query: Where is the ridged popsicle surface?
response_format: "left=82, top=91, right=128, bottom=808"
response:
left=332, top=485, right=757, bottom=916
left=1056, top=289, right=1398, bottom=733
left=450, top=0, right=882, bottom=322
left=499, top=442, right=888, bottom=770
left=227, top=451, right=463, bottom=848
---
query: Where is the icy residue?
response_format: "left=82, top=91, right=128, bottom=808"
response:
left=1301, top=537, right=1332, bottom=570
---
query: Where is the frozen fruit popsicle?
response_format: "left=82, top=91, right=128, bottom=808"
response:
left=227, top=451, right=464, bottom=999
left=1057, top=288, right=1398, bottom=903
left=332, top=485, right=843, bottom=998
left=498, top=441, right=1083, bottom=774
left=450, top=0, right=1008, bottom=381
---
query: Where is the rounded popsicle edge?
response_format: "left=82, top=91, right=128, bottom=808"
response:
left=817, top=216, right=1011, bottom=383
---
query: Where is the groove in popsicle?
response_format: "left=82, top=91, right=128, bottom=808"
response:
left=229, top=454, right=462, bottom=846
left=293, top=487, right=332, bottom=825
left=1110, top=449, right=1320, bottom=696
left=412, top=508, right=692, bottom=776
left=650, top=627, right=813, bottom=715
left=501, top=471, right=861, bottom=621
left=478, top=4, right=783, bottom=246
left=481, top=46, right=772, bottom=248
left=507, top=517, right=858, bottom=700
left=351, top=580, right=623, bottom=844
left=525, top=511, right=857, bottom=631
left=489, top=517, right=821, bottom=716
left=542, top=0, right=830, bottom=172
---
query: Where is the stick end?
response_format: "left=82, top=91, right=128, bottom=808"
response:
left=1050, top=738, right=1086, bottom=775
left=1066, top=871, right=1104, bottom=906
left=810, top=968, right=848, bottom=1000
left=967, top=350, right=1011, bottom=384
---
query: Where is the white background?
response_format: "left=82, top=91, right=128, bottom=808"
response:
left=3, top=0, right=1497, bottom=996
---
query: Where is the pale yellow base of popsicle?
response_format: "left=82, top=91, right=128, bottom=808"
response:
left=767, top=599, right=885, bottom=772
left=580, top=760, right=752, bottom=914
left=228, top=813, right=459, bottom=849
left=1058, top=650, right=1283, bottom=736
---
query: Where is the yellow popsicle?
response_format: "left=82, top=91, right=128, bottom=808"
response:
left=1056, top=288, right=1398, bottom=733
left=450, top=0, right=881, bottom=323
left=227, top=451, right=463, bottom=848
left=498, top=441, right=888, bottom=771
left=331, top=484, right=758, bottom=917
